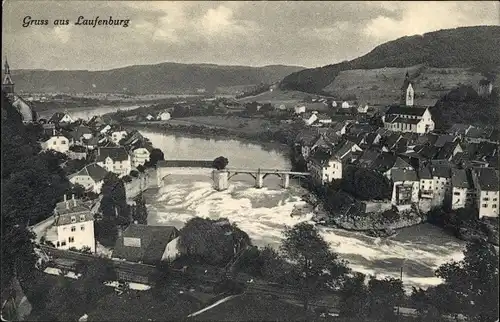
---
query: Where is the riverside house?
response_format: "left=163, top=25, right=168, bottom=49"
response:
left=69, top=163, right=109, bottom=193
left=472, top=167, right=499, bottom=218
left=308, top=148, right=343, bottom=185
left=451, top=168, right=475, bottom=210
left=96, top=147, right=132, bottom=177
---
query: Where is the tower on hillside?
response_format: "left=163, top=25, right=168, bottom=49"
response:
left=401, top=71, right=414, bottom=107
left=2, top=58, right=15, bottom=96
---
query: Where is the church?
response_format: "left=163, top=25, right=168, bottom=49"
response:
left=382, top=72, right=435, bottom=135
left=2, top=58, right=37, bottom=123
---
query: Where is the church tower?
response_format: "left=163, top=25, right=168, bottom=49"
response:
left=2, top=58, right=15, bottom=96
left=401, top=71, right=414, bottom=107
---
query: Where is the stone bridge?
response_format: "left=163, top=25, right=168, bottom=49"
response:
left=156, top=160, right=310, bottom=191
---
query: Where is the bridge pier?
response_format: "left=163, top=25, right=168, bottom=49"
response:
left=255, top=173, right=264, bottom=189
left=213, top=170, right=229, bottom=191
left=281, top=174, right=290, bottom=189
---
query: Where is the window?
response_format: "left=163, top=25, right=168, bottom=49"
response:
left=482, top=204, right=488, bottom=208
left=71, top=216, right=76, bottom=223
left=69, top=237, right=74, bottom=243
left=61, top=241, right=66, bottom=246
left=493, top=205, right=497, bottom=209
left=453, top=192, right=460, bottom=196
left=61, top=140, right=66, bottom=145
left=483, top=198, right=489, bottom=202
left=71, top=226, right=76, bottom=232
left=81, top=225, right=85, bottom=231
left=493, top=198, right=498, bottom=202
left=80, top=214, right=85, bottom=221
left=56, top=241, right=60, bottom=247
left=53, top=141, right=56, bottom=145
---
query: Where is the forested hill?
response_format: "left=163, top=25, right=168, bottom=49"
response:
left=280, top=26, right=500, bottom=94
left=8, top=63, right=305, bottom=94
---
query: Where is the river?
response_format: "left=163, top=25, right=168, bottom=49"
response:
left=140, top=129, right=466, bottom=292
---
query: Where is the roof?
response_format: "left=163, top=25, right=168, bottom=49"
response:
left=69, top=145, right=87, bottom=153
left=49, top=112, right=69, bottom=123
left=448, top=123, right=471, bottom=136
left=391, top=169, right=418, bottom=182
left=393, top=116, right=422, bottom=125
left=431, top=164, right=452, bottom=178
left=434, top=134, right=455, bottom=148
left=112, top=224, right=179, bottom=265
left=332, top=140, right=359, bottom=160
left=356, top=149, right=380, bottom=167
left=479, top=79, right=492, bottom=85
left=418, top=165, right=433, bottom=179
left=71, top=126, right=92, bottom=140
left=309, top=148, right=335, bottom=166
left=96, top=147, right=130, bottom=162
left=474, top=167, right=499, bottom=191
left=54, top=199, right=93, bottom=224
left=435, top=141, right=461, bottom=160
left=372, top=152, right=397, bottom=172
left=157, top=160, right=213, bottom=168
left=70, top=163, right=108, bottom=182
left=385, top=106, right=427, bottom=117
left=294, top=129, right=319, bottom=145
left=452, top=169, right=473, bottom=189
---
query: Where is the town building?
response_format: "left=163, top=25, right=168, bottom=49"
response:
left=96, top=147, right=132, bottom=177
left=67, top=145, right=88, bottom=160
left=431, top=164, right=452, bottom=208
left=112, top=224, right=180, bottom=265
left=383, top=106, right=434, bottom=134
left=48, top=112, right=74, bottom=124
left=451, top=168, right=475, bottom=210
left=70, top=126, right=93, bottom=145
left=294, top=105, right=306, bottom=114
left=68, top=163, right=108, bottom=193
left=471, top=167, right=499, bottom=218
left=129, top=144, right=152, bottom=167
left=477, top=79, right=493, bottom=96
left=157, top=111, right=171, bottom=121
left=357, top=104, right=369, bottom=114
left=391, top=169, right=419, bottom=207
left=418, top=165, right=434, bottom=200
left=307, top=149, right=343, bottom=185
left=40, top=133, right=70, bottom=154
left=341, top=101, right=350, bottom=109
left=43, top=195, right=96, bottom=253
left=110, top=128, right=128, bottom=145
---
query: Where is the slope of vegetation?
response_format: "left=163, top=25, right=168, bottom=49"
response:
left=281, top=26, right=500, bottom=94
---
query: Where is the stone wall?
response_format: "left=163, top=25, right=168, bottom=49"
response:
left=124, top=172, right=154, bottom=200
left=361, top=200, right=392, bottom=213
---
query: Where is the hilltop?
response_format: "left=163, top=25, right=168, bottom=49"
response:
left=280, top=26, right=500, bottom=99
left=7, top=63, right=305, bottom=95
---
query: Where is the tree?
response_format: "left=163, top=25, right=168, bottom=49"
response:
left=178, top=217, right=251, bottom=266
left=212, top=156, right=229, bottom=170
left=339, top=272, right=369, bottom=318
left=367, top=276, right=405, bottom=319
left=435, top=239, right=499, bottom=321
left=340, top=166, right=391, bottom=200
left=144, top=148, right=164, bottom=168
left=280, top=223, right=349, bottom=311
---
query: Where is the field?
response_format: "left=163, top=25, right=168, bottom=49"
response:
left=323, top=65, right=489, bottom=106
left=237, top=89, right=317, bottom=107
left=145, top=115, right=283, bottom=135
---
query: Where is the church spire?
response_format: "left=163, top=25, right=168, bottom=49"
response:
left=2, top=57, right=15, bottom=95
left=4, top=57, right=10, bottom=75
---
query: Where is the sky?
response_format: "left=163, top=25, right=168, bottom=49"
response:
left=2, top=1, right=499, bottom=70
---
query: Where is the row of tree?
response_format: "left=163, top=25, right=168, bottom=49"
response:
left=1, top=91, right=77, bottom=290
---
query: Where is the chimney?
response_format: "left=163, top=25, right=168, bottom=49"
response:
left=72, top=194, right=76, bottom=207
left=64, top=194, right=69, bottom=209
